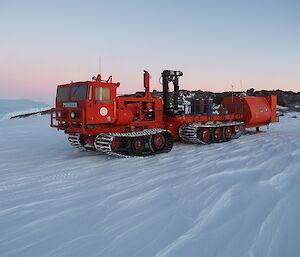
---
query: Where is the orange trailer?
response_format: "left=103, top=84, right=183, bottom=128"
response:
left=222, top=95, right=277, bottom=128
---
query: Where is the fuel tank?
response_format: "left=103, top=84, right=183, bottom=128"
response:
left=114, top=109, right=133, bottom=125
left=222, top=95, right=277, bottom=128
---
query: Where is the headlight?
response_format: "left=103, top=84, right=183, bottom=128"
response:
left=57, top=111, right=61, bottom=117
left=70, top=112, right=76, bottom=118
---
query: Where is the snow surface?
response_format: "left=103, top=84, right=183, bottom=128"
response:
left=0, top=99, right=50, bottom=120
left=0, top=114, right=300, bottom=257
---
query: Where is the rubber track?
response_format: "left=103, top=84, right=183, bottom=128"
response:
left=94, top=129, right=173, bottom=158
left=179, top=121, right=245, bottom=144
left=68, top=134, right=95, bottom=151
left=68, top=134, right=85, bottom=149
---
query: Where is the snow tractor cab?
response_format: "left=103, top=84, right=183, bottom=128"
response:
left=52, top=74, right=118, bottom=132
left=51, top=70, right=277, bottom=157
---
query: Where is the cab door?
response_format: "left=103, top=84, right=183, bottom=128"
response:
left=93, top=83, right=117, bottom=124
left=85, top=84, right=94, bottom=123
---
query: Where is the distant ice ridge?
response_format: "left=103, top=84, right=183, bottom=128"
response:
left=0, top=99, right=51, bottom=120
left=1, top=107, right=51, bottom=120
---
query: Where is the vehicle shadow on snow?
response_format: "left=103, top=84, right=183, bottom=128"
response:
left=244, top=129, right=268, bottom=136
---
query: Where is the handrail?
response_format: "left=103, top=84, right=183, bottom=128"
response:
left=50, top=107, right=86, bottom=133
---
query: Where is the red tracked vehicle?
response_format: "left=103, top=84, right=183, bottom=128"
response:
left=51, top=70, right=277, bottom=157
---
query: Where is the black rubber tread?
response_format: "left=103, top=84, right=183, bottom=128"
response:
left=179, top=121, right=244, bottom=144
left=68, top=134, right=96, bottom=151
left=94, top=129, right=173, bottom=158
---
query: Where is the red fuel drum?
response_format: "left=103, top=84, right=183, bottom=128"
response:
left=222, top=95, right=277, bottom=128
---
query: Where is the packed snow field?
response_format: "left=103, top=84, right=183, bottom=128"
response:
left=0, top=114, right=299, bottom=257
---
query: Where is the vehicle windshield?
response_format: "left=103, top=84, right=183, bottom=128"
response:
left=57, top=86, right=70, bottom=101
left=71, top=84, right=87, bottom=101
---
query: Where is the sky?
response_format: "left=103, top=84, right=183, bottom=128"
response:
left=0, top=0, right=300, bottom=104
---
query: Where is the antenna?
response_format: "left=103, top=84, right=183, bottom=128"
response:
left=99, top=56, right=101, bottom=75
left=231, top=84, right=234, bottom=102
left=240, top=80, right=243, bottom=92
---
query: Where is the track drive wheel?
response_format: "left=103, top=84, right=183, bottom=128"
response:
left=128, top=137, right=145, bottom=155
left=234, top=125, right=240, bottom=133
left=212, top=127, right=223, bottom=142
left=198, top=128, right=212, bottom=144
left=232, top=124, right=244, bottom=139
left=223, top=126, right=233, bottom=141
left=111, top=137, right=120, bottom=151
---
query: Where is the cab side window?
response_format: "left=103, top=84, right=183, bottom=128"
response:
left=95, top=87, right=111, bottom=103
left=88, top=85, right=93, bottom=100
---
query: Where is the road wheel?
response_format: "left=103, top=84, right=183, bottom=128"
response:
left=213, top=127, right=223, bottom=142
left=198, top=128, right=212, bottom=144
left=129, top=137, right=145, bottom=155
left=151, top=133, right=166, bottom=152
left=223, top=127, right=233, bottom=141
